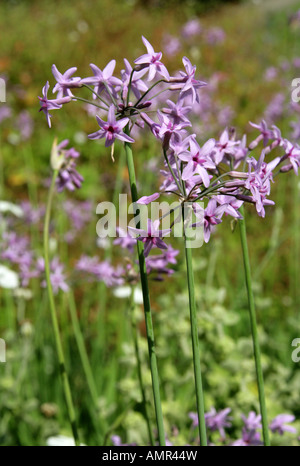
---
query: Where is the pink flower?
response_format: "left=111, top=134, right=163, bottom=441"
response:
left=134, top=36, right=169, bottom=82
left=128, top=219, right=171, bottom=257
left=88, top=105, right=134, bottom=147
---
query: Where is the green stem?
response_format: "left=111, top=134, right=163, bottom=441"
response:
left=183, top=224, right=208, bottom=446
left=68, top=291, right=105, bottom=443
left=68, top=291, right=98, bottom=407
left=43, top=171, right=80, bottom=446
left=129, top=287, right=154, bottom=446
left=239, top=204, right=270, bottom=446
left=124, top=137, right=165, bottom=446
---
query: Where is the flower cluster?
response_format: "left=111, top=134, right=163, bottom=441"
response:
left=112, top=409, right=297, bottom=446
left=39, top=36, right=300, bottom=255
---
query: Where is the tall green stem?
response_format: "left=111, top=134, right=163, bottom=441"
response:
left=183, top=229, right=208, bottom=446
left=129, top=288, right=154, bottom=446
left=124, top=139, right=165, bottom=446
left=43, top=171, right=80, bottom=446
left=239, top=204, right=270, bottom=446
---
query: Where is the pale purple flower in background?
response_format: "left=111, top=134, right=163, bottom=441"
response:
left=0, top=105, right=12, bottom=124
left=128, top=219, right=171, bottom=257
left=232, top=429, right=263, bottom=446
left=205, top=27, right=226, bottom=45
left=189, top=412, right=199, bottom=428
left=113, top=227, right=137, bottom=253
left=241, top=412, right=262, bottom=431
left=162, top=34, right=181, bottom=57
left=52, top=65, right=82, bottom=98
left=88, top=105, right=134, bottom=147
left=134, top=36, right=170, bottom=82
left=38, top=81, right=71, bottom=127
left=16, top=110, right=34, bottom=140
left=269, top=414, right=297, bottom=435
left=205, top=407, right=232, bottom=438
left=181, top=19, right=202, bottom=39
left=40, top=257, right=69, bottom=294
left=81, top=60, right=122, bottom=99
left=264, top=67, right=278, bottom=82
left=20, top=201, right=45, bottom=225
left=264, top=94, right=285, bottom=123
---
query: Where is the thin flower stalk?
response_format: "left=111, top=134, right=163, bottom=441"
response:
left=239, top=204, right=270, bottom=446
left=124, top=134, right=165, bottom=446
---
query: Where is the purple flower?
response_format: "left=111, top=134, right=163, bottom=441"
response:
left=81, top=60, right=122, bottom=99
left=170, top=57, right=206, bottom=104
left=113, top=227, right=137, bottom=253
left=39, top=258, right=69, bottom=294
left=213, top=128, right=239, bottom=165
left=134, top=36, right=170, bottom=82
left=232, top=428, right=263, bottom=447
left=38, top=81, right=71, bottom=128
left=128, top=219, right=171, bottom=257
left=205, top=27, right=226, bottom=45
left=121, top=58, right=148, bottom=101
left=88, top=105, right=134, bottom=147
left=181, top=19, right=202, bottom=39
left=52, top=65, right=82, bottom=99
left=282, top=139, right=300, bottom=175
left=16, top=110, right=34, bottom=140
left=269, top=414, right=297, bottom=435
left=0, top=105, right=12, bottom=124
left=241, top=411, right=262, bottom=431
left=162, top=99, right=192, bottom=125
left=157, top=111, right=191, bottom=149
left=162, top=34, right=181, bottom=57
left=249, top=120, right=273, bottom=149
left=245, top=151, right=280, bottom=217
left=137, top=193, right=160, bottom=205
left=193, top=199, right=225, bottom=243
left=54, top=140, right=84, bottom=192
left=205, top=407, right=232, bottom=439
left=178, top=137, right=215, bottom=187
left=189, top=412, right=199, bottom=428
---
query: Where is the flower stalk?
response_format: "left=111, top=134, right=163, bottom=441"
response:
left=239, top=204, right=270, bottom=446
left=183, top=207, right=208, bottom=446
left=124, top=135, right=165, bottom=446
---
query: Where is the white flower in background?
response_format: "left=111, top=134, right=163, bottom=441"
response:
left=0, top=201, right=23, bottom=218
left=46, top=435, right=85, bottom=446
left=96, top=237, right=110, bottom=249
left=0, top=265, right=19, bottom=289
left=113, top=286, right=143, bottom=304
